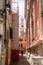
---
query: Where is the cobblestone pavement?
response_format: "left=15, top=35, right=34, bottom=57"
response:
left=10, top=54, right=30, bottom=65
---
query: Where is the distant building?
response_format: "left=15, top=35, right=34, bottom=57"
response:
left=19, top=18, right=26, bottom=51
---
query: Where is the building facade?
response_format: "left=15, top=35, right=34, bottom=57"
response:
left=6, top=0, right=12, bottom=65
left=11, top=0, right=19, bottom=50
left=11, top=0, right=19, bottom=61
left=25, top=0, right=43, bottom=56
left=0, top=0, right=6, bottom=65
left=0, top=0, right=12, bottom=65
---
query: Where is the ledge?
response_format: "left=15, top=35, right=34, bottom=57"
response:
left=32, top=56, right=43, bottom=59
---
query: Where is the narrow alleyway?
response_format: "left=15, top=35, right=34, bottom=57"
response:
left=10, top=54, right=30, bottom=65
left=0, top=0, right=43, bottom=65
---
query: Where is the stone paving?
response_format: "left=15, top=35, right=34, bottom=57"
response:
left=10, top=54, right=30, bottom=65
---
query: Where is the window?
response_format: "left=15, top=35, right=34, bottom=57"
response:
left=31, top=3, right=34, bottom=41
left=41, top=17, right=43, bottom=34
left=11, top=0, right=18, bottom=13
left=19, top=44, right=23, bottom=48
left=21, top=44, right=23, bottom=47
left=19, top=38, right=23, bottom=41
left=41, top=0, right=43, bottom=34
left=10, top=27, right=13, bottom=39
left=32, top=18, right=34, bottom=40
